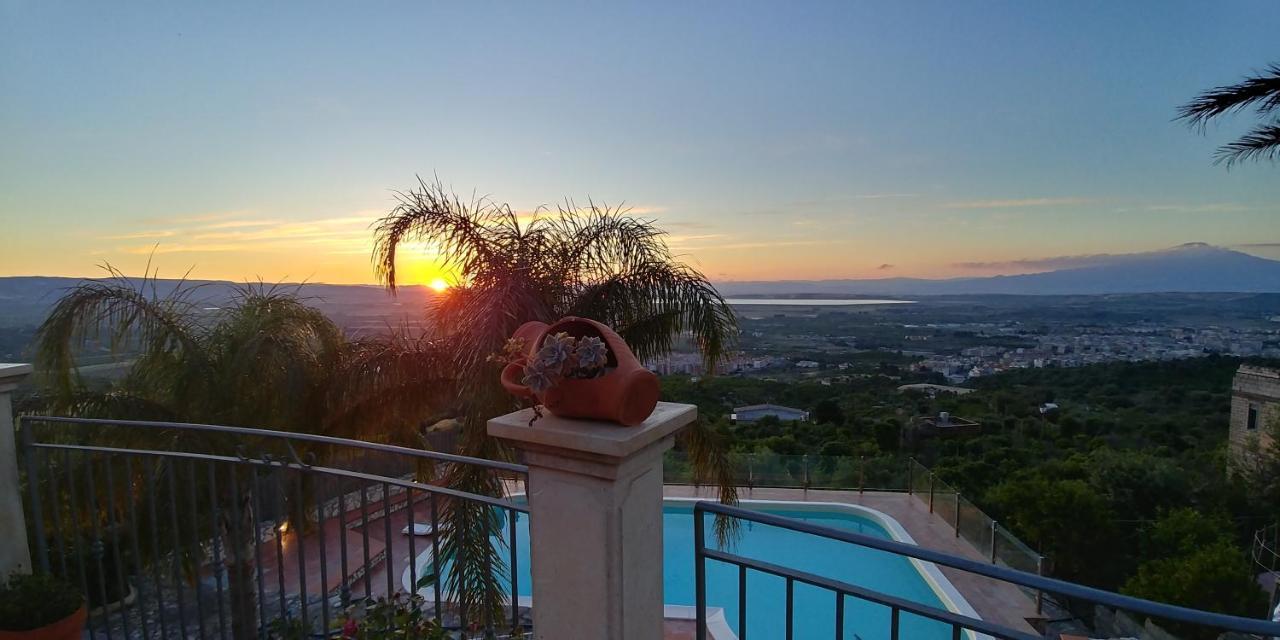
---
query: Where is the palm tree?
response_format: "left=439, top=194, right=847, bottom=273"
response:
left=372, top=177, right=741, bottom=629
left=1177, top=63, right=1280, bottom=167
left=30, top=267, right=425, bottom=640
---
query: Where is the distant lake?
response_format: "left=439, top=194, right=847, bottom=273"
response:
left=724, top=298, right=915, bottom=306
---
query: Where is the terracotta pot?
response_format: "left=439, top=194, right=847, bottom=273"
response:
left=0, top=605, right=86, bottom=640
left=500, top=317, right=660, bottom=426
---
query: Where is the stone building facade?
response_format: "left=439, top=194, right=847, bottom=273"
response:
left=1229, top=365, right=1280, bottom=472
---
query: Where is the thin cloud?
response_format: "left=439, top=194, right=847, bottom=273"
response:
left=1235, top=242, right=1280, bottom=249
left=106, top=230, right=176, bottom=240
left=625, top=205, right=667, bottom=215
left=681, top=239, right=836, bottom=251
left=877, top=263, right=895, bottom=270
left=668, top=233, right=727, bottom=243
left=122, top=243, right=245, bottom=254
left=943, top=197, right=1092, bottom=209
left=111, top=214, right=376, bottom=255
left=199, top=219, right=282, bottom=230
left=1143, top=202, right=1251, bottom=213
left=144, top=210, right=256, bottom=225
left=664, top=220, right=714, bottom=230
left=854, top=193, right=918, bottom=199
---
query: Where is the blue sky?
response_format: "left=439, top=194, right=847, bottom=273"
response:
left=2, top=1, right=1278, bottom=283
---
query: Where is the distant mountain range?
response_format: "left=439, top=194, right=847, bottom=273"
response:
left=1, top=244, right=1277, bottom=327
left=716, top=244, right=1280, bottom=297
left=0, top=276, right=437, bottom=329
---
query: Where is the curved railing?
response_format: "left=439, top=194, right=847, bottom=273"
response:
left=1255, top=523, right=1280, bottom=620
left=693, top=500, right=1280, bottom=640
left=1254, top=523, right=1279, bottom=574
left=19, top=415, right=528, bottom=640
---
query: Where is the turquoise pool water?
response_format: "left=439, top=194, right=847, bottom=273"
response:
left=427, top=501, right=963, bottom=639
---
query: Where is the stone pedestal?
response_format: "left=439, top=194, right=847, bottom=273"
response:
left=0, top=363, right=33, bottom=579
left=488, top=402, right=696, bottom=640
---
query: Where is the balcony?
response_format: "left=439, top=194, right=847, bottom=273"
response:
left=2, top=365, right=1278, bottom=640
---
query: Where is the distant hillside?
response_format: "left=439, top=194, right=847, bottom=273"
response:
left=718, top=244, right=1280, bottom=296
left=0, top=276, right=438, bottom=330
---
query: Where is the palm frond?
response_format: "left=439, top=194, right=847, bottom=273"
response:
left=680, top=418, right=741, bottom=547
left=570, top=260, right=738, bottom=374
left=544, top=201, right=669, bottom=284
left=1177, top=64, right=1280, bottom=129
left=208, top=285, right=347, bottom=428
left=373, top=176, right=507, bottom=294
left=438, top=455, right=510, bottom=631
left=33, top=264, right=207, bottom=409
left=1214, top=121, right=1280, bottom=167
left=325, top=328, right=454, bottom=443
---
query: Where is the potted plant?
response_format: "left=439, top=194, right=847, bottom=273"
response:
left=497, top=317, right=661, bottom=426
left=0, top=573, right=86, bottom=640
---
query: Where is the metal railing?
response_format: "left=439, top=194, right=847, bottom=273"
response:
left=906, top=459, right=1045, bottom=579
left=693, top=500, right=1280, bottom=640
left=1255, top=523, right=1280, bottom=616
left=664, top=452, right=1046, bottom=588
left=664, top=451, right=909, bottom=494
left=19, top=415, right=529, bottom=640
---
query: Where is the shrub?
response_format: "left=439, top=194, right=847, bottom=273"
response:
left=0, top=573, right=84, bottom=630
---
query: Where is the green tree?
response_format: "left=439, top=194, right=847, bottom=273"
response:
left=1080, top=449, right=1189, bottom=521
left=986, top=476, right=1122, bottom=587
left=1123, top=510, right=1268, bottom=630
left=372, top=178, right=740, bottom=625
left=811, top=398, right=845, bottom=426
left=1178, top=63, right=1280, bottom=167
left=31, top=272, right=418, bottom=640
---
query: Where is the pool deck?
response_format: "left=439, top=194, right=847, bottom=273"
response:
left=663, top=485, right=1042, bottom=636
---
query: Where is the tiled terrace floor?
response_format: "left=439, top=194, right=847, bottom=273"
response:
left=664, top=485, right=1042, bottom=636
left=249, top=484, right=1037, bottom=639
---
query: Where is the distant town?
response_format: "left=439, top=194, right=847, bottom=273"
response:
left=645, top=293, right=1280, bottom=384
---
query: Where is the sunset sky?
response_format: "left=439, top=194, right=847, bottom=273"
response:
left=3, top=2, right=1279, bottom=285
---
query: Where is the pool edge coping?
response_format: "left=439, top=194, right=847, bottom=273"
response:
left=402, top=493, right=985, bottom=640
left=664, top=496, right=985, bottom=629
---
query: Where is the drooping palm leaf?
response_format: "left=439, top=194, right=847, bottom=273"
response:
left=34, top=265, right=209, bottom=412
left=1213, top=122, right=1280, bottom=167
left=1177, top=63, right=1280, bottom=167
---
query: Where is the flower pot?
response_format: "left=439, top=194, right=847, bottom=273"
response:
left=0, top=605, right=86, bottom=640
left=500, top=317, right=660, bottom=426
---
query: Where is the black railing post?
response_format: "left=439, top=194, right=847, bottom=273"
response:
left=954, top=492, right=961, bottom=538
left=1036, top=555, right=1045, bottom=614
left=907, top=458, right=914, bottom=495
left=858, top=455, right=865, bottom=494
left=928, top=472, right=935, bottom=514
left=19, top=417, right=49, bottom=573
left=694, top=502, right=708, bottom=640
left=990, top=520, right=999, bottom=563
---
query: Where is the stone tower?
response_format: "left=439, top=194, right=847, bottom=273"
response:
left=1230, top=365, right=1280, bottom=472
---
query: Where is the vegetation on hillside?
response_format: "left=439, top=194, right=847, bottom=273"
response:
left=662, top=355, right=1280, bottom=616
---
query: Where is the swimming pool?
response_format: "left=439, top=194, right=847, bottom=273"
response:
left=406, top=499, right=979, bottom=639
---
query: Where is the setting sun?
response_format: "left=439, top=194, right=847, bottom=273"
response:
left=429, top=277, right=449, bottom=293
